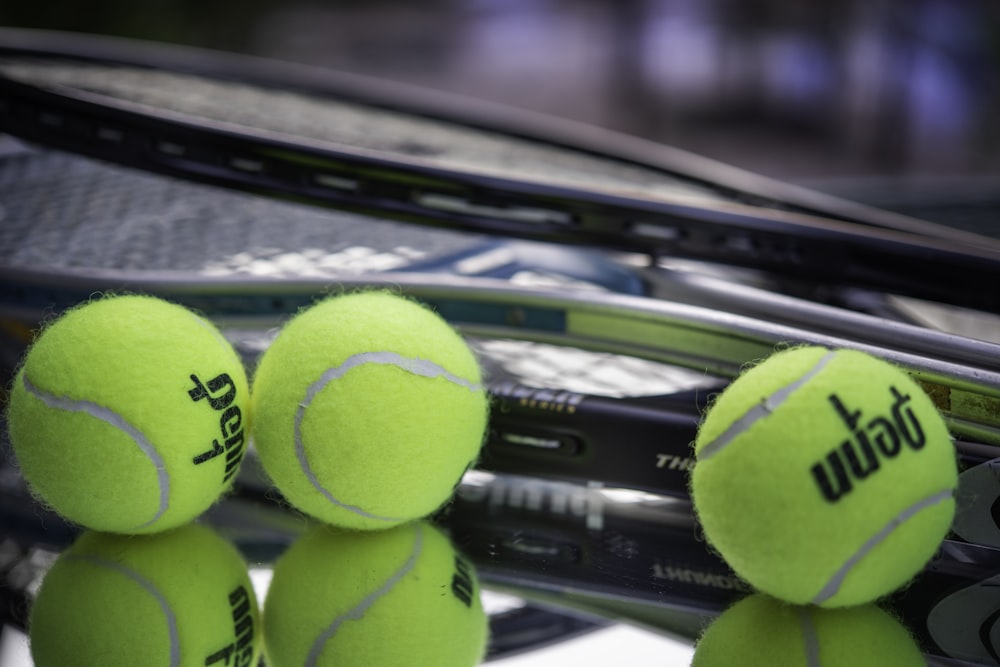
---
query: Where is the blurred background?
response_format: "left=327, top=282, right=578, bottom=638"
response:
left=2, top=0, right=999, bottom=190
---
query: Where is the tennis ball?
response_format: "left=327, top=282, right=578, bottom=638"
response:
left=251, top=291, right=488, bottom=530
left=263, top=520, right=489, bottom=667
left=6, top=294, right=250, bottom=534
left=29, top=523, right=262, bottom=667
left=692, top=594, right=926, bottom=666
left=691, top=345, right=957, bottom=607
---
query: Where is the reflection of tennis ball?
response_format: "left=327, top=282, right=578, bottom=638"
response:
left=692, top=594, right=925, bottom=666
left=7, top=295, right=250, bottom=534
left=252, top=291, right=488, bottom=530
left=263, top=521, right=489, bottom=667
left=30, top=524, right=262, bottom=667
left=691, top=346, right=957, bottom=607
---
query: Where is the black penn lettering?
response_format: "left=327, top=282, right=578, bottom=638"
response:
left=223, top=431, right=247, bottom=482
left=219, top=406, right=242, bottom=438
left=811, top=450, right=853, bottom=502
left=233, top=615, right=254, bottom=648
left=829, top=394, right=882, bottom=479
left=236, top=647, right=255, bottom=667
left=188, top=373, right=237, bottom=410
left=829, top=394, right=862, bottom=431
left=813, top=387, right=929, bottom=503
left=890, top=387, right=926, bottom=450
left=225, top=432, right=245, bottom=463
left=193, top=440, right=224, bottom=465
left=867, top=415, right=901, bottom=456
left=189, top=373, right=245, bottom=483
left=202, top=584, right=255, bottom=666
left=229, top=585, right=251, bottom=620
left=232, top=586, right=256, bottom=667
left=451, top=556, right=475, bottom=608
left=203, top=645, right=234, bottom=666
left=203, top=586, right=256, bottom=666
left=842, top=432, right=880, bottom=480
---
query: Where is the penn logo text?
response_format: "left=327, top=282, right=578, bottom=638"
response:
left=204, top=585, right=256, bottom=666
left=811, top=386, right=926, bottom=503
left=189, top=373, right=246, bottom=482
left=451, top=555, right=475, bottom=608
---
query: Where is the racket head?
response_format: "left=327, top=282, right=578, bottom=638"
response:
left=3, top=28, right=1000, bottom=315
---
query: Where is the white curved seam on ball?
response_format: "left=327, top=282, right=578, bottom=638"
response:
left=797, top=608, right=821, bottom=667
left=311, top=351, right=481, bottom=392
left=305, top=523, right=425, bottom=667
left=22, top=374, right=169, bottom=529
left=69, top=554, right=180, bottom=667
left=295, top=351, right=480, bottom=521
left=811, top=487, right=954, bottom=605
left=697, top=350, right=837, bottom=461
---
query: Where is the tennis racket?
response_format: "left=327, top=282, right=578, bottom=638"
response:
left=2, top=28, right=1000, bottom=314
left=3, top=28, right=1000, bottom=665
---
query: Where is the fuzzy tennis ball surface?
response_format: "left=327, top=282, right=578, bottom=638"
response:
left=263, top=520, right=489, bottom=667
left=251, top=291, right=488, bottom=530
left=29, top=523, right=261, bottom=667
left=6, top=294, right=250, bottom=534
left=692, top=594, right=926, bottom=666
left=691, top=345, right=957, bottom=607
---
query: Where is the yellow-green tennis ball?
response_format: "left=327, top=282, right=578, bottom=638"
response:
left=692, top=594, right=926, bottom=666
left=263, top=520, right=489, bottom=667
left=6, top=295, right=250, bottom=534
left=691, top=346, right=957, bottom=607
left=29, top=523, right=262, bottom=667
left=251, top=291, right=488, bottom=530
